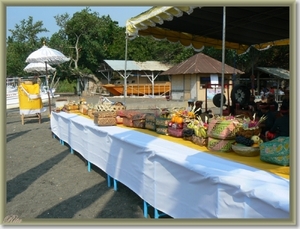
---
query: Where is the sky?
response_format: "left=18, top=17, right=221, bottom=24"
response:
left=6, top=6, right=152, bottom=38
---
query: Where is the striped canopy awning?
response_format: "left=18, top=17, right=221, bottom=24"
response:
left=126, top=6, right=290, bottom=54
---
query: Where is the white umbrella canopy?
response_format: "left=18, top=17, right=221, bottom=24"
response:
left=24, top=62, right=56, bottom=73
left=25, top=44, right=70, bottom=65
left=25, top=43, right=70, bottom=115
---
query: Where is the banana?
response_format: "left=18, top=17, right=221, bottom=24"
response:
left=193, top=126, right=199, bottom=137
left=199, top=127, right=207, bottom=138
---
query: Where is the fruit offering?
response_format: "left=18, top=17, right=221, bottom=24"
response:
left=236, top=113, right=267, bottom=130
left=235, top=135, right=254, bottom=146
left=235, top=134, right=263, bottom=147
left=186, top=116, right=208, bottom=138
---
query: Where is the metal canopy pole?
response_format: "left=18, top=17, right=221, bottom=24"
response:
left=220, top=6, right=226, bottom=116
left=124, top=33, right=128, bottom=104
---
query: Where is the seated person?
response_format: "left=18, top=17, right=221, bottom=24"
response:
left=194, top=100, right=203, bottom=116
left=248, top=95, right=257, bottom=112
left=260, top=95, right=267, bottom=103
left=199, top=109, right=214, bottom=123
left=187, top=99, right=195, bottom=111
left=281, top=87, right=289, bottom=108
left=265, top=104, right=289, bottom=141
left=266, top=93, right=279, bottom=112
left=256, top=103, right=276, bottom=139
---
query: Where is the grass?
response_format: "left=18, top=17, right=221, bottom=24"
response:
left=56, top=79, right=76, bottom=93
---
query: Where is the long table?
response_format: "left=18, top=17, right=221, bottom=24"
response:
left=50, top=112, right=289, bottom=218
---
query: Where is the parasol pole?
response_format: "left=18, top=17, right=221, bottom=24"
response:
left=124, top=33, right=129, bottom=104
left=45, top=61, right=51, bottom=116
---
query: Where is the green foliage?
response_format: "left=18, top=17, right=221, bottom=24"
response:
left=56, top=79, right=76, bottom=93
left=64, top=7, right=119, bottom=73
left=124, top=36, right=195, bottom=64
left=6, top=17, right=49, bottom=76
left=6, top=7, right=289, bottom=81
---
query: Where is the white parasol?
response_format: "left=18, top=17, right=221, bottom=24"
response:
left=25, top=43, right=70, bottom=115
left=25, top=44, right=70, bottom=64
left=24, top=62, right=56, bottom=73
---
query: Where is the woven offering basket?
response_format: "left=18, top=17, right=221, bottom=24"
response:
left=111, top=102, right=126, bottom=111
left=232, top=144, right=260, bottom=157
left=207, top=119, right=239, bottom=140
left=236, top=127, right=261, bottom=139
left=87, top=109, right=96, bottom=119
left=183, top=136, right=193, bottom=141
left=192, top=135, right=208, bottom=146
left=94, top=117, right=116, bottom=126
left=94, top=111, right=117, bottom=118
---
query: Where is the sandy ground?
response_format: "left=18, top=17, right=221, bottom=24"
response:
left=5, top=95, right=219, bottom=223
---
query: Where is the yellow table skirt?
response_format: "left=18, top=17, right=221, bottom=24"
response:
left=78, top=113, right=290, bottom=180
left=129, top=127, right=289, bottom=180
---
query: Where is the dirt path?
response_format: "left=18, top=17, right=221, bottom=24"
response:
left=5, top=98, right=180, bottom=222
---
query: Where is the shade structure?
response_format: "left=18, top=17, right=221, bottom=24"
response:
left=161, top=52, right=244, bottom=75
left=24, top=62, right=56, bottom=73
left=126, top=6, right=290, bottom=54
left=25, top=44, right=70, bottom=115
left=125, top=5, right=291, bottom=111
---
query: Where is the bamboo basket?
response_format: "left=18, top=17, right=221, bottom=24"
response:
left=191, top=135, right=208, bottom=146
left=94, top=116, right=116, bottom=126
left=236, top=127, right=261, bottom=139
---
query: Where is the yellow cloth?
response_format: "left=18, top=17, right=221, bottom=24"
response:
left=121, top=126, right=290, bottom=180
left=81, top=113, right=289, bottom=179
left=18, top=83, right=42, bottom=110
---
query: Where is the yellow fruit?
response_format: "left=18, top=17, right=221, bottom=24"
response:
left=199, top=127, right=207, bottom=138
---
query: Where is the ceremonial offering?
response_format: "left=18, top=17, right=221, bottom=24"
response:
left=87, top=109, right=96, bottom=119
left=207, top=137, right=235, bottom=152
left=132, top=113, right=147, bottom=128
left=207, top=116, right=239, bottom=140
left=167, top=127, right=183, bottom=138
left=62, top=101, right=80, bottom=113
left=94, top=111, right=117, bottom=118
left=260, top=137, right=289, bottom=166
left=235, top=114, right=266, bottom=138
left=191, top=135, right=208, bottom=146
left=145, top=113, right=157, bottom=131
left=94, top=116, right=117, bottom=126
left=232, top=144, right=260, bottom=157
left=116, top=116, right=123, bottom=124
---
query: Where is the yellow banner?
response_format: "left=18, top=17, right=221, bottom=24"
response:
left=18, top=83, right=42, bottom=110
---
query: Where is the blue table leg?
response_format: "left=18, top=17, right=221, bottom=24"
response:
left=143, top=201, right=149, bottom=218
left=113, top=179, right=118, bottom=191
left=107, top=175, right=118, bottom=191
left=87, top=161, right=91, bottom=172
left=154, top=208, right=167, bottom=219
left=70, top=148, right=74, bottom=154
left=107, top=175, right=111, bottom=187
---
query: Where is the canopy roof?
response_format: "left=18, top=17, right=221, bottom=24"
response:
left=256, top=67, right=289, bottom=79
left=126, top=6, right=290, bottom=54
left=103, top=60, right=173, bottom=71
left=161, top=53, right=244, bottom=75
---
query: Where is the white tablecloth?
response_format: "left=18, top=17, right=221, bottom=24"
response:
left=50, top=112, right=289, bottom=218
